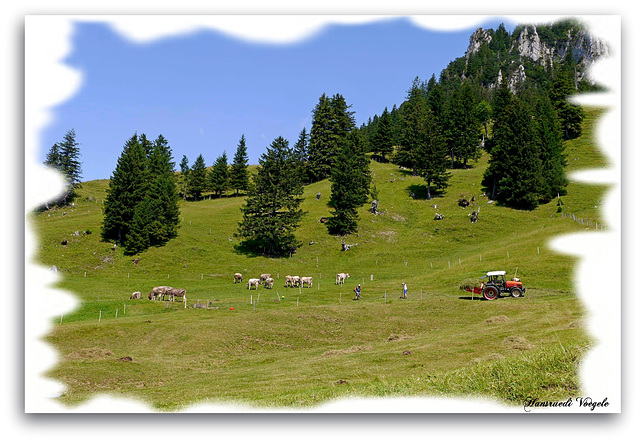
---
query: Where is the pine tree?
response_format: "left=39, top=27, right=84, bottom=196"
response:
left=370, top=107, right=394, bottom=162
left=209, top=152, right=229, bottom=197
left=44, top=129, right=83, bottom=205
left=482, top=94, right=544, bottom=210
left=187, top=154, right=207, bottom=200
left=534, top=93, right=568, bottom=202
left=307, top=93, right=356, bottom=181
left=445, top=82, right=481, bottom=168
left=229, top=135, right=250, bottom=195
left=179, top=155, right=190, bottom=199
left=550, top=67, right=584, bottom=139
left=235, top=136, right=305, bottom=256
left=399, top=78, right=449, bottom=199
left=292, top=127, right=310, bottom=184
left=101, top=134, right=149, bottom=245
left=326, top=131, right=371, bottom=235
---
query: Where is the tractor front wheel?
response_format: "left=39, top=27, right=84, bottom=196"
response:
left=511, top=287, right=523, bottom=298
left=483, top=286, right=499, bottom=301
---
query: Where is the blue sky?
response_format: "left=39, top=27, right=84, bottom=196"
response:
left=41, top=16, right=517, bottom=181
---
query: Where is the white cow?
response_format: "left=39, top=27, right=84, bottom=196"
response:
left=259, top=273, right=271, bottom=283
left=247, top=278, right=260, bottom=290
left=130, top=291, right=142, bottom=299
left=284, top=275, right=294, bottom=287
left=336, top=273, right=350, bottom=285
left=291, top=276, right=301, bottom=287
left=264, top=277, right=275, bottom=289
left=234, top=273, right=243, bottom=283
left=301, top=276, right=313, bottom=288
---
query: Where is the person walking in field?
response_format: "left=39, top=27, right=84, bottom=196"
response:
left=354, top=284, right=362, bottom=300
left=402, top=282, right=408, bottom=299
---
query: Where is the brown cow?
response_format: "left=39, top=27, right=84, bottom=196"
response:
left=284, top=275, right=294, bottom=287
left=166, top=288, right=187, bottom=302
left=263, top=277, right=274, bottom=289
left=259, top=273, right=272, bottom=283
left=148, top=286, right=172, bottom=300
left=130, top=291, right=141, bottom=299
left=234, top=273, right=243, bottom=283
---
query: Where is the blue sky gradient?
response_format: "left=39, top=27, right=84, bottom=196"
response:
left=41, top=17, right=516, bottom=181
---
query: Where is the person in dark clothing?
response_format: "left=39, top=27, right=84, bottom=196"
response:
left=354, top=284, right=362, bottom=300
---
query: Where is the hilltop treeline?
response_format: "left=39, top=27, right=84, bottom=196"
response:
left=45, top=19, right=606, bottom=256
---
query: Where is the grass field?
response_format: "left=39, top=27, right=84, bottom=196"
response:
left=31, top=107, right=609, bottom=410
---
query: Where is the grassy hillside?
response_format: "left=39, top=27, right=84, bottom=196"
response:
left=31, top=107, right=609, bottom=410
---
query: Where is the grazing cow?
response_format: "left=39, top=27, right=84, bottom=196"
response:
left=259, top=273, right=272, bottom=283
left=291, top=276, right=301, bottom=287
left=148, top=286, right=172, bottom=300
left=458, top=198, right=470, bottom=208
left=130, top=291, right=141, bottom=299
left=434, top=213, right=444, bottom=221
left=301, top=276, right=313, bottom=288
left=247, top=278, right=260, bottom=290
left=234, top=273, right=243, bottom=283
left=470, top=211, right=478, bottom=223
left=264, top=277, right=275, bottom=289
left=336, top=273, right=350, bottom=285
left=166, top=288, right=187, bottom=302
left=284, top=275, right=294, bottom=287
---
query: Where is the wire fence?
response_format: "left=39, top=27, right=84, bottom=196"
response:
left=560, top=211, right=607, bottom=231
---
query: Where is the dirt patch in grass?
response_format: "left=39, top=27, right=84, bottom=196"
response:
left=484, top=315, right=510, bottom=324
left=66, top=348, right=113, bottom=360
left=387, top=333, right=411, bottom=342
left=323, top=345, right=372, bottom=357
left=377, top=230, right=397, bottom=242
left=297, top=314, right=343, bottom=324
left=503, top=336, right=534, bottom=350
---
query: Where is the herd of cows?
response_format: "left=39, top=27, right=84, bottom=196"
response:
left=127, top=272, right=352, bottom=305
left=235, top=272, right=351, bottom=290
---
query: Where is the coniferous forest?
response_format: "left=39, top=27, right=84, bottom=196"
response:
left=44, top=19, right=606, bottom=257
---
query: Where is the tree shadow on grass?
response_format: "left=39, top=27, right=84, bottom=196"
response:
left=406, top=184, right=444, bottom=201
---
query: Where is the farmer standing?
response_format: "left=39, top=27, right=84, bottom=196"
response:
left=402, top=282, right=408, bottom=299
left=354, top=284, right=362, bottom=300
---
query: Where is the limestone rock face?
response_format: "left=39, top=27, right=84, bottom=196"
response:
left=464, top=21, right=609, bottom=91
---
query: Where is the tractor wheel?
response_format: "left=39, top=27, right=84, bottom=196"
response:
left=483, top=286, right=499, bottom=301
left=510, top=287, right=523, bottom=298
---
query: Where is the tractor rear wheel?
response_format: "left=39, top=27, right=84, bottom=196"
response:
left=483, top=286, right=499, bottom=301
left=510, top=287, right=523, bottom=298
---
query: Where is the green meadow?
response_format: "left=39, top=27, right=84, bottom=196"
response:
left=31, top=108, right=609, bottom=410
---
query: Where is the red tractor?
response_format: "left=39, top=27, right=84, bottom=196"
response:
left=465, top=270, right=525, bottom=300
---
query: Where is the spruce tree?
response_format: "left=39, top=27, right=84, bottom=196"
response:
left=101, top=134, right=149, bottom=245
left=550, top=67, right=584, bottom=139
left=187, top=154, right=207, bottom=200
left=209, top=152, right=229, bottom=197
left=292, top=127, right=310, bottom=184
left=235, top=136, right=305, bottom=256
left=445, top=82, right=481, bottom=168
left=179, top=155, right=190, bottom=199
left=326, top=131, right=371, bottom=235
left=307, top=93, right=356, bottom=181
left=482, top=94, right=544, bottom=210
left=534, top=93, right=568, bottom=202
left=229, top=135, right=250, bottom=195
left=44, top=129, right=83, bottom=205
left=370, top=107, right=394, bottom=162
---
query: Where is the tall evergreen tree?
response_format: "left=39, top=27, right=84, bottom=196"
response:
left=179, top=155, right=190, bottom=199
left=326, top=131, right=371, bottom=235
left=235, top=137, right=305, bottom=256
left=533, top=93, right=568, bottom=202
left=209, top=151, right=229, bottom=197
left=43, top=129, right=84, bottom=205
left=101, top=134, right=149, bottom=245
left=307, top=93, right=356, bottom=181
left=370, top=107, right=394, bottom=162
left=187, top=154, right=207, bottom=200
left=445, top=82, right=481, bottom=168
left=292, top=127, right=310, bottom=184
left=550, top=67, right=584, bottom=139
left=399, top=78, right=449, bottom=199
left=482, top=94, right=544, bottom=209
left=229, top=135, right=250, bottom=196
